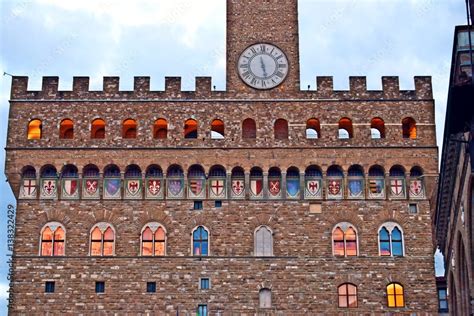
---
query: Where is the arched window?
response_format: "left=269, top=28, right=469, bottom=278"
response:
left=242, top=118, right=256, bottom=139
left=268, top=167, right=282, bottom=198
left=90, top=223, right=115, bottom=256
left=274, top=119, right=288, bottom=140
left=122, top=119, right=137, bottom=139
left=409, top=166, right=424, bottom=198
left=40, top=165, right=58, bottom=198
left=347, top=165, right=364, bottom=198
left=61, top=164, right=79, bottom=199
left=255, top=226, right=273, bottom=256
left=28, top=119, right=42, bottom=140
left=379, top=223, right=404, bottom=256
left=192, top=226, right=209, bottom=256
left=259, top=288, right=272, bottom=308
left=368, top=165, right=386, bottom=198
left=145, top=165, right=163, bottom=199
left=371, top=117, right=385, bottom=139
left=402, top=117, right=417, bottom=139
left=82, top=164, right=100, bottom=199
left=333, top=223, right=358, bottom=256
left=211, top=119, right=224, bottom=139
left=184, top=119, right=198, bottom=139
left=250, top=167, right=264, bottom=198
left=327, top=165, right=344, bottom=199
left=20, top=166, right=37, bottom=199
left=305, top=165, right=322, bottom=198
left=124, top=165, right=142, bottom=198
left=389, top=165, right=406, bottom=198
left=59, top=119, right=74, bottom=139
left=338, top=118, right=353, bottom=139
left=188, top=165, right=206, bottom=198
left=141, top=223, right=166, bottom=256
left=83, top=164, right=100, bottom=178
left=387, top=283, right=405, bottom=307
left=103, top=164, right=121, bottom=199
left=153, top=118, right=168, bottom=139
left=167, top=165, right=184, bottom=198
left=40, top=223, right=65, bottom=256
left=338, top=283, right=358, bottom=308
left=231, top=167, right=245, bottom=198
left=209, top=165, right=226, bottom=199
left=306, top=118, right=320, bottom=139
left=91, top=118, right=106, bottom=139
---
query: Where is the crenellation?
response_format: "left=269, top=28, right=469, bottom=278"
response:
left=414, top=76, right=433, bottom=99
left=133, top=76, right=150, bottom=97
left=11, top=76, right=29, bottom=99
left=165, top=77, right=182, bottom=97
left=103, top=77, right=120, bottom=97
left=40, top=76, right=59, bottom=99
left=316, top=76, right=334, bottom=97
left=72, top=77, right=90, bottom=97
left=349, top=76, right=367, bottom=97
left=195, top=77, right=212, bottom=97
left=382, top=76, right=400, bottom=99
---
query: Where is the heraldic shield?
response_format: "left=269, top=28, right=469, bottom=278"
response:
left=231, top=179, right=245, bottom=198
left=125, top=179, right=142, bottom=199
left=286, top=178, right=300, bottom=198
left=62, top=179, right=79, bottom=199
left=146, top=179, right=163, bottom=199
left=348, top=179, right=363, bottom=198
left=305, top=179, right=321, bottom=199
left=409, top=179, right=424, bottom=198
left=390, top=179, right=405, bottom=198
left=104, top=178, right=121, bottom=199
left=327, top=179, right=342, bottom=199
left=20, top=179, right=37, bottom=199
left=369, top=179, right=385, bottom=198
left=83, top=179, right=99, bottom=199
left=189, top=178, right=205, bottom=198
left=250, top=179, right=263, bottom=198
left=167, top=179, right=184, bottom=198
left=268, top=179, right=281, bottom=197
left=209, top=179, right=225, bottom=199
left=40, top=179, right=57, bottom=199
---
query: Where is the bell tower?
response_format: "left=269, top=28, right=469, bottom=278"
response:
left=226, top=0, right=301, bottom=93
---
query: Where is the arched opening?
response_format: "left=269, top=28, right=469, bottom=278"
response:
left=268, top=167, right=282, bottom=197
left=153, top=118, right=168, bottom=139
left=327, top=165, right=344, bottom=198
left=332, top=223, right=358, bottom=256
left=91, top=119, right=106, bottom=139
left=387, top=283, right=405, bottom=308
left=125, top=164, right=142, bottom=178
left=40, top=223, right=65, bottom=256
left=338, top=283, right=358, bottom=308
left=211, top=119, right=224, bottom=139
left=306, top=118, right=320, bottom=139
left=90, top=223, right=115, bottom=256
left=28, top=119, right=42, bottom=140
left=242, top=118, right=256, bottom=139
left=368, top=165, right=385, bottom=198
left=402, top=117, right=417, bottom=139
left=122, top=119, right=137, bottom=139
left=250, top=167, right=264, bottom=197
left=192, top=226, right=209, bottom=256
left=141, top=223, right=166, bottom=256
left=59, top=119, right=74, bottom=139
left=255, top=226, right=273, bottom=256
left=188, top=165, right=206, bottom=197
left=371, top=117, right=385, bottom=139
left=347, top=165, right=364, bottom=198
left=274, top=119, right=288, bottom=140
left=209, top=165, right=226, bottom=198
left=184, top=119, right=198, bottom=139
left=338, top=118, right=353, bottom=139
left=231, top=167, right=245, bottom=197
left=259, top=288, right=272, bottom=308
left=286, top=167, right=300, bottom=197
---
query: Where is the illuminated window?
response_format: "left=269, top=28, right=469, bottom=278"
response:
left=211, top=119, right=224, bottom=139
left=184, top=119, right=198, bottom=139
left=90, top=223, right=115, bottom=256
left=338, top=283, right=358, bottom=308
left=306, top=118, right=320, bottom=139
left=141, top=224, right=166, bottom=256
left=192, top=226, right=209, bottom=256
left=338, top=118, right=353, bottom=139
left=333, top=223, right=358, bottom=256
left=259, top=288, right=272, bottom=308
left=59, top=119, right=74, bottom=139
left=387, top=283, right=405, bottom=307
left=371, top=117, right=385, bottom=139
left=40, top=223, right=65, bottom=256
left=27, top=119, right=42, bottom=140
left=274, top=119, right=288, bottom=140
left=242, top=118, right=256, bottom=139
left=255, top=226, right=273, bottom=256
left=91, top=119, right=106, bottom=139
left=153, top=118, right=168, bottom=139
left=379, top=223, right=404, bottom=257
left=402, top=117, right=417, bottom=139
left=123, top=119, right=137, bottom=139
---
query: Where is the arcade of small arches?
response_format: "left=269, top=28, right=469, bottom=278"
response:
left=39, top=221, right=406, bottom=258
left=26, top=117, right=418, bottom=141
left=19, top=163, right=426, bottom=201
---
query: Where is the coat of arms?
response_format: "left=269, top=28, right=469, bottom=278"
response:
left=148, top=180, right=161, bottom=196
left=85, top=179, right=98, bottom=195
left=63, top=179, right=78, bottom=197
left=42, top=180, right=56, bottom=196
left=269, top=180, right=280, bottom=196
left=250, top=179, right=263, bottom=196
left=409, top=180, right=423, bottom=197
left=306, top=180, right=320, bottom=196
left=328, top=180, right=341, bottom=195
left=21, top=179, right=37, bottom=197
left=286, top=178, right=300, bottom=197
left=127, top=180, right=140, bottom=196
left=232, top=180, right=244, bottom=196
left=390, top=179, right=404, bottom=196
left=211, top=180, right=225, bottom=196
left=168, top=179, right=183, bottom=196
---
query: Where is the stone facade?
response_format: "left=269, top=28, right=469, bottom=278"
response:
left=6, top=0, right=439, bottom=314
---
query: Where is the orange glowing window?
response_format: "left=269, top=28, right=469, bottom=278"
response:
left=184, top=119, right=198, bottom=139
left=371, top=117, right=385, bottom=139
left=338, top=118, right=353, bottom=139
left=387, top=283, right=405, bottom=307
left=274, top=119, right=288, bottom=140
left=141, top=225, right=166, bottom=256
left=90, top=225, right=114, bottom=256
left=27, top=119, right=42, bottom=140
left=41, top=224, right=65, bottom=256
left=59, top=119, right=74, bottom=139
left=402, top=117, right=416, bottom=139
left=211, top=119, right=224, bottom=139
left=333, top=225, right=358, bottom=257
left=333, top=227, right=345, bottom=256
left=242, top=118, right=256, bottom=139
left=91, top=119, right=106, bottom=139
left=123, top=119, right=137, bottom=139
left=153, top=119, right=168, bottom=139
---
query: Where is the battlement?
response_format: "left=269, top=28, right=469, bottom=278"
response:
left=10, top=76, right=433, bottom=101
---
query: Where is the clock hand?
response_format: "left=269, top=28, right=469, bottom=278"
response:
left=260, top=56, right=268, bottom=78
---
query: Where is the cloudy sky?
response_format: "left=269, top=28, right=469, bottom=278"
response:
left=0, top=0, right=466, bottom=313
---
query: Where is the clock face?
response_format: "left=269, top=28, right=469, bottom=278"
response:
left=238, top=43, right=289, bottom=90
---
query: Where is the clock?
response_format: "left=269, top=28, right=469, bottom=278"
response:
left=237, top=43, right=289, bottom=90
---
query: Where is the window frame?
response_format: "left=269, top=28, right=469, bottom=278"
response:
left=39, top=222, right=66, bottom=256
left=332, top=223, right=359, bottom=257
left=337, top=283, right=358, bottom=308
left=191, top=226, right=210, bottom=256
left=140, top=222, right=167, bottom=256
left=386, top=282, right=405, bottom=308
left=378, top=222, right=405, bottom=257
left=89, top=223, right=116, bottom=256
left=259, top=288, right=272, bottom=309
left=254, top=225, right=274, bottom=257
left=199, top=277, right=210, bottom=290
